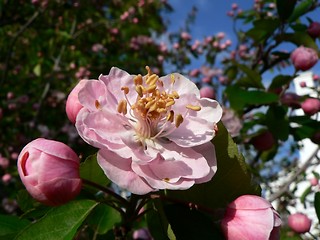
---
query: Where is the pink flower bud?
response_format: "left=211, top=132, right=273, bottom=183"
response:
left=17, top=138, right=82, bottom=206
left=309, top=177, right=318, bottom=186
left=290, top=46, right=318, bottom=71
left=252, top=131, right=275, bottom=151
left=66, top=80, right=88, bottom=123
left=200, top=86, right=215, bottom=99
left=299, top=81, right=307, bottom=88
left=301, top=98, right=320, bottom=116
left=307, top=22, right=320, bottom=38
left=288, top=213, right=312, bottom=234
left=181, top=31, right=191, bottom=41
left=132, top=228, right=153, bottom=240
left=221, top=195, right=281, bottom=240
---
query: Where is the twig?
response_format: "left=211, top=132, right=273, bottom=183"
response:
left=268, top=147, right=320, bottom=202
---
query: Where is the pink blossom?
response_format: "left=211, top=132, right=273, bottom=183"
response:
left=301, top=98, right=320, bottom=115
left=75, top=67, right=222, bottom=194
left=17, top=138, right=82, bottom=206
left=66, top=80, right=88, bottom=123
left=307, top=22, right=320, bottom=38
left=0, top=156, right=9, bottom=169
left=189, top=69, right=200, bottom=77
left=2, top=173, right=12, bottom=184
left=221, top=108, right=242, bottom=137
left=313, top=74, right=320, bottom=81
left=290, top=46, right=318, bottom=71
left=310, top=177, right=318, bottom=186
left=221, top=195, right=281, bottom=240
left=280, top=92, right=301, bottom=109
left=181, top=31, right=191, bottom=41
left=299, top=81, right=306, bottom=88
left=200, top=86, right=215, bottom=99
left=217, top=32, right=225, bottom=39
left=288, top=213, right=311, bottom=234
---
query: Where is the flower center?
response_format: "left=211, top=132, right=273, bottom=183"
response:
left=117, top=66, right=201, bottom=142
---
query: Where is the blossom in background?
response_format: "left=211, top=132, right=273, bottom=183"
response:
left=290, top=46, right=318, bottom=71
left=221, top=108, right=242, bottom=137
left=288, top=213, right=312, bottom=234
left=221, top=195, right=281, bottom=240
left=17, top=138, right=82, bottom=206
left=301, top=98, right=320, bottom=116
left=75, top=67, right=222, bottom=194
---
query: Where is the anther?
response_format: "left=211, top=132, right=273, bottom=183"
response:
left=135, top=85, right=144, bottom=97
left=95, top=100, right=101, bottom=109
left=145, top=84, right=157, bottom=93
left=163, top=178, right=170, bottom=182
left=171, top=91, right=180, bottom=99
left=117, top=100, right=127, bottom=115
left=145, top=66, right=152, bottom=76
left=121, top=86, right=129, bottom=94
left=175, top=114, right=184, bottom=128
left=166, top=110, right=174, bottom=122
left=186, top=104, right=201, bottom=111
left=170, top=74, right=175, bottom=84
left=134, top=74, right=143, bottom=85
left=146, top=74, right=159, bottom=85
left=165, top=100, right=175, bottom=107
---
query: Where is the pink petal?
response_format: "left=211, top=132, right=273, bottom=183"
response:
left=97, top=148, right=154, bottom=195
left=228, top=195, right=272, bottom=210
left=222, top=208, right=274, bottom=240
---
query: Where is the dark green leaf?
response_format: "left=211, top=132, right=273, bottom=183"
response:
left=80, top=154, right=110, bottom=187
left=146, top=199, right=176, bottom=240
left=164, top=204, right=224, bottom=240
left=276, top=0, right=297, bottom=20
left=225, top=86, right=279, bottom=112
left=86, top=203, right=121, bottom=235
left=165, top=122, right=260, bottom=210
left=279, top=32, right=318, bottom=51
left=246, top=19, right=280, bottom=43
left=288, top=0, right=313, bottom=22
left=0, top=215, right=30, bottom=240
left=265, top=105, right=289, bottom=141
left=290, top=23, right=308, bottom=32
left=235, top=63, right=264, bottom=89
left=15, top=200, right=98, bottom=240
left=314, top=192, right=320, bottom=222
left=224, top=65, right=238, bottom=82
left=268, top=75, right=292, bottom=90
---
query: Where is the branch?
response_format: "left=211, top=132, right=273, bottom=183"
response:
left=268, top=147, right=320, bottom=202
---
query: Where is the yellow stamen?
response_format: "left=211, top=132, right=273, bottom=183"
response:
left=145, top=84, right=157, bottom=93
left=121, top=86, right=129, bottom=94
left=135, top=85, right=144, bottom=97
left=166, top=110, right=174, bottom=122
left=117, top=100, right=127, bottom=115
left=175, top=114, right=184, bottom=128
left=146, top=74, right=159, bottom=85
left=165, top=100, right=175, bottom=107
left=95, top=100, right=101, bottom=109
left=171, top=91, right=180, bottom=99
left=186, top=104, right=201, bottom=111
left=170, top=74, right=175, bottom=84
left=145, top=66, right=152, bottom=76
left=134, top=74, right=143, bottom=85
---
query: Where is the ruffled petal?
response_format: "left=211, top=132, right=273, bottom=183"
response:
left=97, top=148, right=154, bottom=195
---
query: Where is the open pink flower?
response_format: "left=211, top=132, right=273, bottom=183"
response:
left=221, top=195, right=281, bottom=240
left=75, top=67, right=222, bottom=194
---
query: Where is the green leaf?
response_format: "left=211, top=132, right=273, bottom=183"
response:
left=80, top=154, right=110, bottom=187
left=165, top=122, right=260, bottom=210
left=15, top=200, right=98, bottom=240
left=288, top=0, right=313, bottom=23
left=146, top=199, right=176, bottom=240
left=225, top=86, right=279, bottom=112
left=235, top=63, right=264, bottom=89
left=164, top=204, right=224, bottom=240
left=265, top=105, right=289, bottom=141
left=246, top=19, right=280, bottom=43
left=314, top=192, right=320, bottom=222
left=289, top=116, right=320, bottom=140
left=300, top=185, right=312, bottom=204
left=268, top=75, right=292, bottom=90
left=86, top=203, right=121, bottom=235
left=279, top=32, right=318, bottom=51
left=0, top=215, right=30, bottom=240
left=276, top=0, right=297, bottom=20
